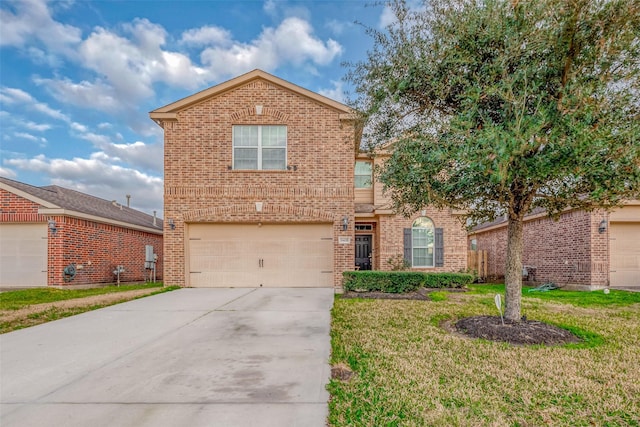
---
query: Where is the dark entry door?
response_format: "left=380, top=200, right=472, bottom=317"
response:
left=355, top=235, right=372, bottom=270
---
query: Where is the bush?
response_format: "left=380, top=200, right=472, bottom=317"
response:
left=342, top=271, right=474, bottom=293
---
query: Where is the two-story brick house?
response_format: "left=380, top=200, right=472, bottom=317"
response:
left=151, top=70, right=467, bottom=289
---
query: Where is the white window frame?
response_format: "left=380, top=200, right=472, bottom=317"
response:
left=412, top=217, right=435, bottom=267
left=232, top=125, right=287, bottom=170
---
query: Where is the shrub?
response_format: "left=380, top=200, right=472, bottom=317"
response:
left=386, top=254, right=411, bottom=271
left=342, top=271, right=474, bottom=293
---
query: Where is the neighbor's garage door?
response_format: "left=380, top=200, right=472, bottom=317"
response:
left=188, top=223, right=334, bottom=287
left=0, top=223, right=47, bottom=287
left=610, top=222, right=640, bottom=287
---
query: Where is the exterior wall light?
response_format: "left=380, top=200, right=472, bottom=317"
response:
left=168, top=219, right=176, bottom=230
left=342, top=216, right=349, bottom=231
left=598, top=219, right=607, bottom=234
left=48, top=219, right=57, bottom=235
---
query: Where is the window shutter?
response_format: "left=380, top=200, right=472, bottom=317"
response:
left=435, top=227, right=444, bottom=267
left=403, top=228, right=412, bottom=265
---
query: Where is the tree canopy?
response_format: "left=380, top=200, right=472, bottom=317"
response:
left=348, top=0, right=640, bottom=320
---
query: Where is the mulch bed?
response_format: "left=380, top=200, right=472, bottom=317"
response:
left=454, top=315, right=581, bottom=346
left=341, top=287, right=466, bottom=300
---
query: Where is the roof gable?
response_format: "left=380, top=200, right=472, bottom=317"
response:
left=149, top=69, right=353, bottom=123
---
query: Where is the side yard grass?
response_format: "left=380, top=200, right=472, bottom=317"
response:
left=0, top=283, right=179, bottom=333
left=329, top=284, right=640, bottom=426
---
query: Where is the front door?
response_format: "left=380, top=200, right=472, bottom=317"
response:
left=355, top=235, right=372, bottom=270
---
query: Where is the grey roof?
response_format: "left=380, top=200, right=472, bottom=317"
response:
left=0, top=177, right=162, bottom=231
left=471, top=207, right=547, bottom=232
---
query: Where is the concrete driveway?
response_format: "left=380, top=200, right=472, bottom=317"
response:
left=1, top=288, right=334, bottom=427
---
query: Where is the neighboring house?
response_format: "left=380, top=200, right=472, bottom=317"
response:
left=0, top=177, right=163, bottom=288
left=150, top=69, right=467, bottom=289
left=468, top=201, right=640, bottom=289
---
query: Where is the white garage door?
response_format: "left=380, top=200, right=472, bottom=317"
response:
left=0, top=223, right=47, bottom=287
left=610, top=222, right=640, bottom=287
left=188, top=223, right=334, bottom=287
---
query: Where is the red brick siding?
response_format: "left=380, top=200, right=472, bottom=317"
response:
left=2, top=188, right=163, bottom=287
left=377, top=208, right=468, bottom=272
left=1, top=189, right=46, bottom=222
left=163, top=79, right=354, bottom=288
left=472, top=210, right=610, bottom=286
left=47, top=216, right=163, bottom=286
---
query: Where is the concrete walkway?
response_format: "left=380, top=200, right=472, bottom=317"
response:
left=1, top=288, right=334, bottom=427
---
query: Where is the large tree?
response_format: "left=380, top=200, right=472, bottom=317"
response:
left=348, top=0, right=640, bottom=320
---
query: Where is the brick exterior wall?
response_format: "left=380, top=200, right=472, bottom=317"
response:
left=376, top=208, right=468, bottom=272
left=162, top=78, right=354, bottom=288
left=1, top=188, right=163, bottom=287
left=471, top=210, right=610, bottom=287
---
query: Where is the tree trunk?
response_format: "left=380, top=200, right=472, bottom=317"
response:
left=504, top=217, right=524, bottom=321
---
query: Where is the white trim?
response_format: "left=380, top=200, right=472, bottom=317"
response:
left=232, top=125, right=287, bottom=171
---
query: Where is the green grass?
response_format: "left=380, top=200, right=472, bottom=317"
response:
left=0, top=282, right=166, bottom=310
left=470, top=283, right=640, bottom=307
left=329, top=287, right=640, bottom=426
left=1, top=283, right=179, bottom=333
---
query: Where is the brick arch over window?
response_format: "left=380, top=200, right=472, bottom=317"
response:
left=183, top=203, right=335, bottom=222
left=229, top=107, right=290, bottom=122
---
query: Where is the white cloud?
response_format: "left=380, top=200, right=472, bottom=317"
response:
left=70, top=122, right=88, bottom=133
left=36, top=77, right=121, bottom=112
left=263, top=0, right=277, bottom=17
left=97, top=122, right=113, bottom=130
left=379, top=5, right=397, bottom=28
left=14, top=132, right=47, bottom=144
left=27, top=46, right=63, bottom=67
left=72, top=130, right=163, bottom=173
left=0, top=166, right=17, bottom=178
left=200, top=17, right=342, bottom=79
left=318, top=80, right=346, bottom=103
left=38, top=18, right=209, bottom=112
left=325, top=19, right=349, bottom=36
left=5, top=154, right=163, bottom=213
left=0, top=0, right=81, bottom=52
left=0, top=86, right=70, bottom=122
left=0, top=87, right=35, bottom=104
left=180, top=26, right=231, bottom=46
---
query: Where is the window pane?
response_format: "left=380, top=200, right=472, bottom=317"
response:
left=262, top=126, right=286, bottom=147
left=413, top=248, right=434, bottom=267
left=413, top=217, right=434, bottom=229
left=262, top=148, right=286, bottom=170
left=233, top=126, right=258, bottom=147
left=355, top=176, right=372, bottom=188
left=355, top=161, right=372, bottom=188
left=355, top=161, right=372, bottom=175
left=413, top=248, right=427, bottom=267
left=234, top=148, right=258, bottom=169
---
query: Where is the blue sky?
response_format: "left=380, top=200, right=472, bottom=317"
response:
left=1, top=0, right=394, bottom=215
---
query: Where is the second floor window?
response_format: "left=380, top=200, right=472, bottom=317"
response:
left=233, top=125, right=287, bottom=170
left=355, top=161, right=372, bottom=188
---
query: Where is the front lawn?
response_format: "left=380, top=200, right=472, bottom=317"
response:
left=329, top=284, right=640, bottom=426
left=0, top=283, right=178, bottom=333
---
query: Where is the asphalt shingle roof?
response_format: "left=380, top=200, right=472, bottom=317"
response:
left=0, top=177, right=162, bottom=231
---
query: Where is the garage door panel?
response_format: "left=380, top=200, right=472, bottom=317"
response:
left=188, top=223, right=333, bottom=288
left=610, top=222, right=640, bottom=287
left=0, top=224, right=47, bottom=287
